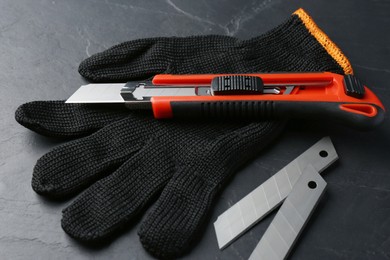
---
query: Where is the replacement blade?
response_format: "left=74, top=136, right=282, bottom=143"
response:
left=248, top=164, right=327, bottom=260
left=213, top=137, right=337, bottom=249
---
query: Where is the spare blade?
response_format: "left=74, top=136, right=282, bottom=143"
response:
left=249, top=165, right=327, bottom=260
left=213, top=136, right=337, bottom=249
left=66, top=83, right=126, bottom=103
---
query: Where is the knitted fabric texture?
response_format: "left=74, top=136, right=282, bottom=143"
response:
left=16, top=103, right=283, bottom=259
left=79, top=12, right=347, bottom=83
left=15, top=9, right=352, bottom=259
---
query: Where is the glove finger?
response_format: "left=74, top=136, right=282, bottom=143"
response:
left=138, top=120, right=285, bottom=259
left=61, top=138, right=175, bottom=241
left=78, top=35, right=247, bottom=83
left=78, top=37, right=172, bottom=82
left=32, top=114, right=154, bottom=197
left=15, top=101, right=130, bottom=138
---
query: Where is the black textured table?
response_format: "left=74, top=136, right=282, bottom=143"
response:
left=1, top=0, right=389, bottom=259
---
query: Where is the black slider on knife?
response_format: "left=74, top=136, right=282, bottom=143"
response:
left=211, top=76, right=264, bottom=95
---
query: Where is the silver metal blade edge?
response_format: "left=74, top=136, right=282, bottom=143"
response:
left=248, top=165, right=327, bottom=260
left=66, top=83, right=126, bottom=103
left=214, top=136, right=338, bottom=249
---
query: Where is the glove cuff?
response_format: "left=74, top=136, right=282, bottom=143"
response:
left=293, top=8, right=353, bottom=74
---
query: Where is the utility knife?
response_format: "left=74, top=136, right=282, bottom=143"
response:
left=66, top=72, right=385, bottom=129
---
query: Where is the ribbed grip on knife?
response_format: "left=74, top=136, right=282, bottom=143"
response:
left=171, top=101, right=275, bottom=118
left=167, top=100, right=383, bottom=130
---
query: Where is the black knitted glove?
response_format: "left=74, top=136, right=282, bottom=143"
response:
left=15, top=9, right=352, bottom=259
left=16, top=103, right=284, bottom=259
left=78, top=9, right=352, bottom=83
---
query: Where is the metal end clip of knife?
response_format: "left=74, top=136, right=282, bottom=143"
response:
left=214, top=137, right=338, bottom=259
left=66, top=72, right=385, bottom=129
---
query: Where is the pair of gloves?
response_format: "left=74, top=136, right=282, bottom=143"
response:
left=15, top=9, right=352, bottom=259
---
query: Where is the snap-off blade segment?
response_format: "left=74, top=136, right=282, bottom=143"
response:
left=248, top=165, right=327, bottom=260
left=213, top=137, right=337, bottom=249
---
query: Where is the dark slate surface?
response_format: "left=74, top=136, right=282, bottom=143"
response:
left=1, top=0, right=389, bottom=259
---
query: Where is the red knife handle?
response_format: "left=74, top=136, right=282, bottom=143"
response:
left=148, top=72, right=385, bottom=130
left=150, top=99, right=384, bottom=130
